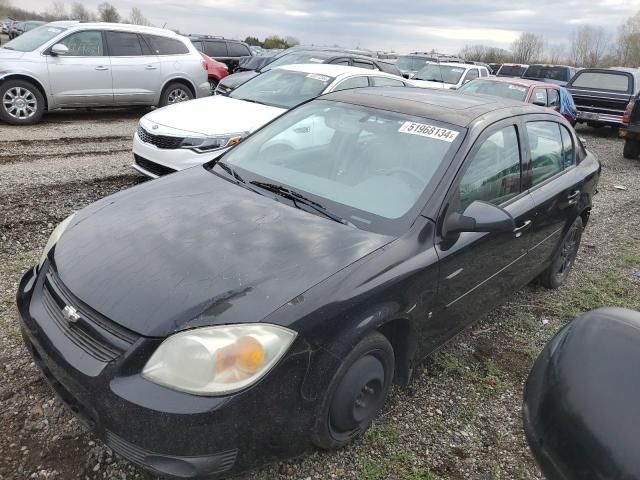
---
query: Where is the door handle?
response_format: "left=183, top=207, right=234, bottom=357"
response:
left=145, top=65, right=158, bottom=70
left=567, top=190, right=580, bottom=204
left=513, top=220, right=532, bottom=237
left=95, top=66, right=109, bottom=71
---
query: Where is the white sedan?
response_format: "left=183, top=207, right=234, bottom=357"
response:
left=132, top=64, right=410, bottom=178
left=411, top=62, right=490, bottom=90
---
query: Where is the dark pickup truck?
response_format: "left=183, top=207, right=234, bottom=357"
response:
left=567, top=68, right=640, bottom=128
left=622, top=94, right=640, bottom=159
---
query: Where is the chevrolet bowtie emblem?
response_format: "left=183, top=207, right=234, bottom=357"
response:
left=62, top=305, right=81, bottom=324
left=151, top=124, right=159, bottom=130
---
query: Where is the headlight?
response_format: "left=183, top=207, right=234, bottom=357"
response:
left=39, top=213, right=75, bottom=268
left=142, top=324, right=297, bottom=395
left=179, top=133, right=246, bottom=152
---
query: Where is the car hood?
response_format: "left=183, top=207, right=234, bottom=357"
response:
left=0, top=48, right=25, bottom=60
left=411, top=80, right=449, bottom=89
left=219, top=70, right=259, bottom=90
left=51, top=167, right=393, bottom=337
left=141, top=95, right=286, bottom=137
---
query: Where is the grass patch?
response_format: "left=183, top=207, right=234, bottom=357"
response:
left=366, top=424, right=401, bottom=447
left=357, top=452, right=438, bottom=480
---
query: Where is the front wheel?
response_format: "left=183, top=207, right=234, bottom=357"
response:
left=0, top=79, right=46, bottom=125
left=538, top=216, right=583, bottom=289
left=312, top=332, right=394, bottom=450
left=159, top=82, right=193, bottom=107
left=623, top=138, right=640, bottom=159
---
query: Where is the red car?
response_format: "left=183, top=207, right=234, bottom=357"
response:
left=458, top=77, right=574, bottom=124
left=199, top=52, right=229, bottom=93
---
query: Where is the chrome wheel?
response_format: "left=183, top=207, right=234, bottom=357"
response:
left=166, top=88, right=190, bottom=104
left=3, top=86, right=38, bottom=120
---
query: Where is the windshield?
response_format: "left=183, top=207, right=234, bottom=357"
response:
left=230, top=69, right=334, bottom=109
left=262, top=52, right=329, bottom=71
left=414, top=64, right=465, bottom=84
left=2, top=25, right=65, bottom=52
left=524, top=66, right=568, bottom=81
left=396, top=56, right=430, bottom=72
left=497, top=65, right=527, bottom=77
left=458, top=79, right=528, bottom=101
left=210, top=101, right=463, bottom=233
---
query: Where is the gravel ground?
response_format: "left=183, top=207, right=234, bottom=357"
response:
left=0, top=112, right=639, bottom=480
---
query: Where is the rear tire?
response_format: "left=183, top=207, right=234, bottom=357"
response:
left=159, top=82, right=193, bottom=107
left=311, top=332, right=394, bottom=450
left=538, top=216, right=583, bottom=289
left=623, top=138, right=640, bottom=159
left=0, top=79, right=45, bottom=125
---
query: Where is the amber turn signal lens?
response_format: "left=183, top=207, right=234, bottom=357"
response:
left=228, top=136, right=242, bottom=146
left=215, top=336, right=265, bottom=376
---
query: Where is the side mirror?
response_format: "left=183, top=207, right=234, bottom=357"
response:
left=50, top=43, right=69, bottom=56
left=523, top=307, right=640, bottom=479
left=443, top=200, right=515, bottom=236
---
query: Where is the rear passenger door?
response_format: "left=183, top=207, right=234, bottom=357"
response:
left=524, top=117, right=584, bottom=267
left=106, top=31, right=161, bottom=104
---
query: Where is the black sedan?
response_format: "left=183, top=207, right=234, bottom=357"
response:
left=17, top=88, right=600, bottom=479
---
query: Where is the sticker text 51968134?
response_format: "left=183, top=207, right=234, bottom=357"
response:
left=398, top=122, right=459, bottom=142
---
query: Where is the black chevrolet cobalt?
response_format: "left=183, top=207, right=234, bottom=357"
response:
left=17, top=88, right=600, bottom=478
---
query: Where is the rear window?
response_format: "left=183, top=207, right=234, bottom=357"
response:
left=204, top=41, right=228, bottom=57
left=228, top=42, right=250, bottom=57
left=524, top=66, right=569, bottom=81
left=497, top=65, right=527, bottom=77
left=458, top=79, right=528, bottom=101
left=571, top=72, right=631, bottom=93
left=146, top=35, right=189, bottom=55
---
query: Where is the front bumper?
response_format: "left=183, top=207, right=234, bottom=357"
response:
left=16, top=264, right=328, bottom=478
left=132, top=132, right=228, bottom=179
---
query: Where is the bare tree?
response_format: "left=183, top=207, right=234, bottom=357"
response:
left=616, top=11, right=640, bottom=67
left=47, top=0, right=67, bottom=20
left=128, top=7, right=151, bottom=26
left=569, top=25, right=610, bottom=67
left=511, top=32, right=545, bottom=64
left=97, top=2, right=120, bottom=23
left=547, top=43, right=566, bottom=64
left=70, top=2, right=91, bottom=21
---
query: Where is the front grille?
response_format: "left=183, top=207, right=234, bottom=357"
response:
left=134, top=154, right=176, bottom=177
left=42, top=270, right=138, bottom=362
left=137, top=125, right=184, bottom=149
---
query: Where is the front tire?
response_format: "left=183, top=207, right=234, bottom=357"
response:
left=159, top=82, right=193, bottom=107
left=538, top=216, right=583, bottom=289
left=0, top=79, right=45, bottom=125
left=623, top=138, right=640, bottom=159
left=312, top=332, right=394, bottom=450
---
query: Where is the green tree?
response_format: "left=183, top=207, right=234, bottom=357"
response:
left=244, top=36, right=262, bottom=47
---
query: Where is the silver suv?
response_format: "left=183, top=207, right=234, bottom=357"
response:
left=0, top=21, right=209, bottom=124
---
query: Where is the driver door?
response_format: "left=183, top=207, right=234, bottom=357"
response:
left=46, top=30, right=113, bottom=107
left=434, top=120, right=536, bottom=337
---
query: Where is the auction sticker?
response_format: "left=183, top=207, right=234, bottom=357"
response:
left=398, top=122, right=459, bottom=142
left=306, top=73, right=330, bottom=82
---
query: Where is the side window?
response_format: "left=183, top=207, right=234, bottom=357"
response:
left=146, top=35, right=189, bottom=55
left=532, top=88, right=548, bottom=106
left=191, top=40, right=203, bottom=52
left=547, top=89, right=560, bottom=108
left=371, top=76, right=405, bottom=87
left=479, top=67, right=488, bottom=77
left=330, top=58, right=351, bottom=65
left=332, top=76, right=370, bottom=92
left=228, top=42, right=250, bottom=56
left=58, top=30, right=104, bottom=56
left=458, top=125, right=521, bottom=210
left=205, top=41, right=228, bottom=57
left=526, top=121, right=564, bottom=186
left=106, top=31, right=143, bottom=56
left=560, top=125, right=575, bottom=168
left=352, top=59, right=375, bottom=70
left=463, top=69, right=479, bottom=84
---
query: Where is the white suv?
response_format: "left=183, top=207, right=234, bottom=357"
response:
left=411, top=62, right=490, bottom=90
left=0, top=21, right=209, bottom=124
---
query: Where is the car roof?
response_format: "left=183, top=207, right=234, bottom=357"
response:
left=320, top=87, right=541, bottom=128
left=474, top=77, right=557, bottom=89
left=277, top=63, right=400, bottom=78
left=56, top=21, right=181, bottom=37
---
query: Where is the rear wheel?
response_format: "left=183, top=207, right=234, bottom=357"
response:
left=538, top=216, right=583, bottom=289
left=0, top=79, right=45, bottom=125
left=312, top=332, right=394, bottom=450
left=159, top=82, right=193, bottom=107
left=623, top=138, right=640, bottom=159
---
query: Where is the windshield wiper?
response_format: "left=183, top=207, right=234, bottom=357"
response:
left=250, top=181, right=353, bottom=226
left=234, top=97, right=267, bottom=106
left=216, top=161, right=245, bottom=183
left=2, top=46, right=15, bottom=50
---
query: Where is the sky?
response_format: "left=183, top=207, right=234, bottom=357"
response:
left=16, top=0, right=640, bottom=54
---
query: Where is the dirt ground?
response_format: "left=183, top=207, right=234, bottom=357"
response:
left=1, top=109, right=639, bottom=480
